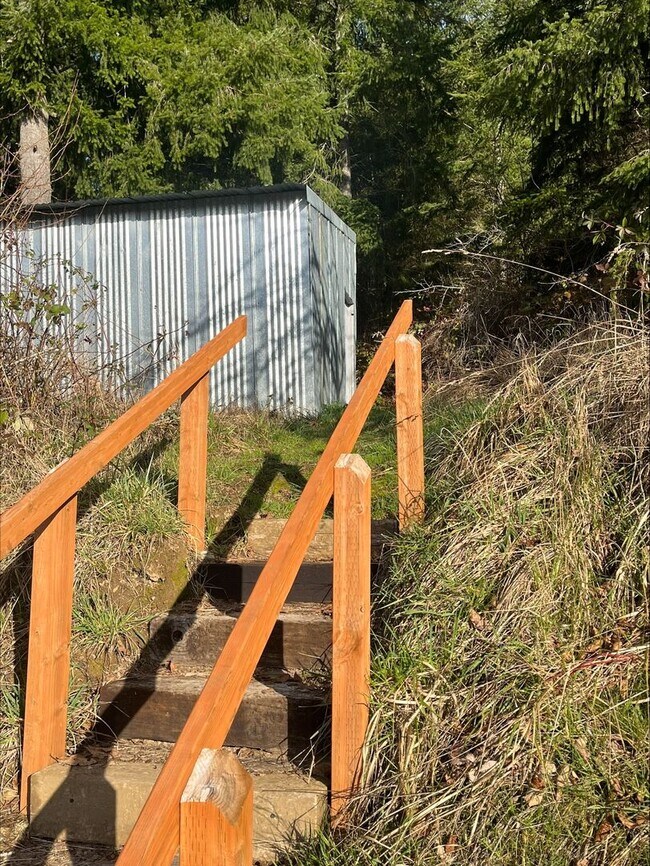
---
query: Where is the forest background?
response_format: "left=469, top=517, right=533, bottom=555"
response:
left=1, top=0, right=647, bottom=330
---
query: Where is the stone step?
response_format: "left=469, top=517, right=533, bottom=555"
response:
left=97, top=675, right=328, bottom=757
left=246, top=517, right=396, bottom=561
left=150, top=605, right=332, bottom=672
left=201, top=560, right=377, bottom=604
left=29, top=759, right=327, bottom=862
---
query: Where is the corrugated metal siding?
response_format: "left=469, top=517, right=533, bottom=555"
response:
left=1, top=186, right=355, bottom=413
left=307, top=190, right=356, bottom=407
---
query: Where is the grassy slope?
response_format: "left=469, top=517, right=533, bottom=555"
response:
left=287, top=321, right=649, bottom=866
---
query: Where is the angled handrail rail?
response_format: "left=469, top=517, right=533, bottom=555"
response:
left=0, top=316, right=247, bottom=808
left=0, top=316, right=247, bottom=558
left=117, top=299, right=421, bottom=865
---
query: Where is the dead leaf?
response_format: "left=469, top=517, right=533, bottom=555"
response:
left=610, top=777, right=624, bottom=797
left=57, top=754, right=92, bottom=766
left=467, top=761, right=496, bottom=783
left=445, top=834, right=459, bottom=857
left=469, top=609, right=485, bottom=630
left=584, top=639, right=603, bottom=654
left=616, top=812, right=635, bottom=830
left=556, top=766, right=576, bottom=788
left=594, top=820, right=613, bottom=842
left=574, top=738, right=590, bottom=763
left=523, top=790, right=544, bottom=808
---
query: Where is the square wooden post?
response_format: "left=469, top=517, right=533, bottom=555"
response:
left=180, top=748, right=253, bottom=866
left=331, top=454, right=371, bottom=820
left=395, top=334, right=425, bottom=529
left=20, top=494, right=77, bottom=810
left=178, top=373, right=209, bottom=549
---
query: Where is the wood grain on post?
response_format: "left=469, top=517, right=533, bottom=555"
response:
left=20, top=495, right=77, bottom=810
left=115, top=300, right=413, bottom=866
left=180, top=749, right=252, bottom=866
left=178, top=373, right=209, bottom=549
left=395, top=334, right=425, bottom=529
left=331, top=455, right=371, bottom=821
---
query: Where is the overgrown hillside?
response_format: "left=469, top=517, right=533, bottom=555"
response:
left=1, top=313, right=648, bottom=865
left=288, top=320, right=649, bottom=865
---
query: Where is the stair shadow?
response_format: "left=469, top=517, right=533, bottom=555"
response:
left=5, top=452, right=317, bottom=863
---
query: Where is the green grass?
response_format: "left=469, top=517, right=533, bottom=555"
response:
left=92, top=460, right=183, bottom=544
left=73, top=591, right=145, bottom=658
left=155, top=401, right=405, bottom=532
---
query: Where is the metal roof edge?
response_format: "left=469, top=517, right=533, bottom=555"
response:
left=26, top=183, right=309, bottom=216
left=23, top=182, right=356, bottom=244
left=305, top=186, right=356, bottom=243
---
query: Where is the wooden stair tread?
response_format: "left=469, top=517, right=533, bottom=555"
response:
left=97, top=674, right=328, bottom=755
left=199, top=559, right=378, bottom=604
left=29, top=757, right=327, bottom=857
left=149, top=604, right=332, bottom=672
left=244, top=516, right=397, bottom=561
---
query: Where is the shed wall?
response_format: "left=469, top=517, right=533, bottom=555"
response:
left=307, top=191, right=356, bottom=407
left=3, top=186, right=355, bottom=413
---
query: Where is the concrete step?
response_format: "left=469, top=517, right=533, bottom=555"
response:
left=246, top=517, right=397, bottom=561
left=29, top=759, right=327, bottom=861
left=149, top=604, right=332, bottom=672
left=97, top=675, right=328, bottom=757
left=201, top=560, right=378, bottom=604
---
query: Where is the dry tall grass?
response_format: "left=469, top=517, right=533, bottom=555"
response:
left=291, top=318, right=649, bottom=865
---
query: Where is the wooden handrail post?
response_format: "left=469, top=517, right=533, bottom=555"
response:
left=331, top=454, right=371, bottom=821
left=20, top=495, right=77, bottom=811
left=178, top=373, right=210, bottom=549
left=180, top=748, right=253, bottom=866
left=395, top=333, right=425, bottom=529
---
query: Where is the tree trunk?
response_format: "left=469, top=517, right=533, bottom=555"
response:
left=19, top=111, right=52, bottom=206
left=339, top=131, right=352, bottom=198
left=333, top=2, right=352, bottom=198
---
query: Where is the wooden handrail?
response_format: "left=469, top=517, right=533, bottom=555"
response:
left=0, top=316, right=247, bottom=559
left=1, top=316, right=246, bottom=811
left=117, top=300, right=415, bottom=866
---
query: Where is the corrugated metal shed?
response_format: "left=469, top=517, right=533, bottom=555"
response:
left=4, top=184, right=356, bottom=413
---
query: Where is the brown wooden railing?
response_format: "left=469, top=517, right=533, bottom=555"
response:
left=1, top=299, right=423, bottom=863
left=0, top=316, right=247, bottom=808
left=117, top=299, right=423, bottom=864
